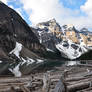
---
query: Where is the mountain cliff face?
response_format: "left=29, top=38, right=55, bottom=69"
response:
left=0, top=2, right=45, bottom=77
left=33, top=19, right=92, bottom=60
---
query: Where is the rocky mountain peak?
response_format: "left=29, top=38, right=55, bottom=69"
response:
left=33, top=19, right=92, bottom=60
left=62, top=24, right=76, bottom=31
left=49, top=18, right=56, bottom=23
left=36, top=18, right=61, bottom=34
left=80, top=28, right=88, bottom=32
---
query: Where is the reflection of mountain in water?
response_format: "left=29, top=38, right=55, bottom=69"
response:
left=34, top=60, right=81, bottom=71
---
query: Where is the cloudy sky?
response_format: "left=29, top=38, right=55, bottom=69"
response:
left=1, top=0, right=92, bottom=30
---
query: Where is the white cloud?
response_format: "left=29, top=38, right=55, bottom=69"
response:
left=81, top=0, right=92, bottom=17
left=15, top=8, right=22, bottom=16
left=0, top=0, right=7, bottom=4
left=20, top=0, right=64, bottom=25
left=20, top=0, right=80, bottom=26
left=9, top=5, right=14, bottom=9
left=5, top=1, right=24, bottom=19
left=2, top=0, right=92, bottom=30
left=15, top=8, right=24, bottom=19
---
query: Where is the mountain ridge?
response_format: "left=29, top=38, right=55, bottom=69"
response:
left=0, top=2, right=46, bottom=77
left=33, top=19, right=92, bottom=59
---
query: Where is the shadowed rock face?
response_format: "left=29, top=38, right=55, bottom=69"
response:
left=0, top=2, right=45, bottom=58
left=0, top=2, right=46, bottom=76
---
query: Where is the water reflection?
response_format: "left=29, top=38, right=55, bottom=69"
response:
left=66, top=61, right=80, bottom=66
left=38, top=60, right=81, bottom=70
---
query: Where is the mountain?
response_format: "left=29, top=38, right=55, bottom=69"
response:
left=33, top=19, right=92, bottom=60
left=0, top=2, right=46, bottom=77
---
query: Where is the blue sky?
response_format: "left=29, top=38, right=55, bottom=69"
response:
left=1, top=0, right=92, bottom=30
left=8, top=1, right=31, bottom=24
left=62, top=0, right=86, bottom=9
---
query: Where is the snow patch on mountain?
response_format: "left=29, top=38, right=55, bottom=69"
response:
left=9, top=64, right=22, bottom=77
left=10, top=42, right=22, bottom=58
left=36, top=59, right=44, bottom=64
left=56, top=39, right=88, bottom=60
left=0, top=61, right=2, bottom=63
left=46, top=48, right=54, bottom=52
left=67, top=61, right=78, bottom=66
left=21, top=57, right=35, bottom=65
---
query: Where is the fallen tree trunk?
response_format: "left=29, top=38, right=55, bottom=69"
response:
left=42, top=73, right=51, bottom=92
left=77, top=64, right=92, bottom=67
left=20, top=85, right=30, bottom=92
left=53, top=70, right=68, bottom=92
left=68, top=81, right=92, bottom=92
left=66, top=77, right=86, bottom=82
left=77, top=86, right=92, bottom=92
left=53, top=77, right=65, bottom=92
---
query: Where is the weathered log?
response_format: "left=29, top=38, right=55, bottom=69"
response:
left=77, top=64, right=92, bottom=67
left=42, top=73, right=51, bottom=92
left=68, top=81, right=92, bottom=92
left=53, top=77, right=65, bottom=92
left=20, top=85, right=30, bottom=92
left=10, top=86, right=16, bottom=92
left=77, top=86, right=92, bottom=92
left=84, top=72, right=92, bottom=77
left=65, top=76, right=91, bottom=82
left=0, top=76, right=32, bottom=83
left=53, top=70, right=68, bottom=92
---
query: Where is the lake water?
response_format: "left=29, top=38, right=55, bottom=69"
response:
left=38, top=60, right=91, bottom=70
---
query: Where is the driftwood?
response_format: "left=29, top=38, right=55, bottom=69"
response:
left=0, top=63, right=92, bottom=92
left=10, top=86, right=16, bottom=92
left=53, top=70, right=69, bottom=92
left=20, top=85, right=30, bottom=92
left=66, top=76, right=86, bottom=82
left=77, top=86, right=92, bottom=92
left=42, top=73, right=51, bottom=92
left=53, top=75, right=65, bottom=92
left=78, top=64, right=92, bottom=67
left=84, top=71, right=92, bottom=77
left=68, top=80, right=92, bottom=92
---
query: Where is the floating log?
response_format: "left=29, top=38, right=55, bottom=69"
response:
left=53, top=70, right=69, bottom=92
left=53, top=76, right=65, bottom=92
left=68, top=80, right=92, bottom=92
left=84, top=72, right=92, bottom=77
left=20, top=85, right=30, bottom=92
left=77, top=64, right=92, bottom=67
left=77, top=86, right=92, bottom=92
left=42, top=73, right=51, bottom=92
left=10, top=86, right=16, bottom=92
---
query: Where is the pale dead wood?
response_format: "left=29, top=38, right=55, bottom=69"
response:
left=53, top=70, right=69, bottom=92
left=77, top=64, right=92, bottom=67
left=20, top=85, right=30, bottom=92
left=10, top=86, right=16, bottom=92
left=53, top=75, right=65, bottom=92
left=42, top=72, right=51, bottom=92
left=67, top=80, right=92, bottom=92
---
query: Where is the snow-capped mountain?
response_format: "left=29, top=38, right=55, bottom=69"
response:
left=33, top=19, right=92, bottom=60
